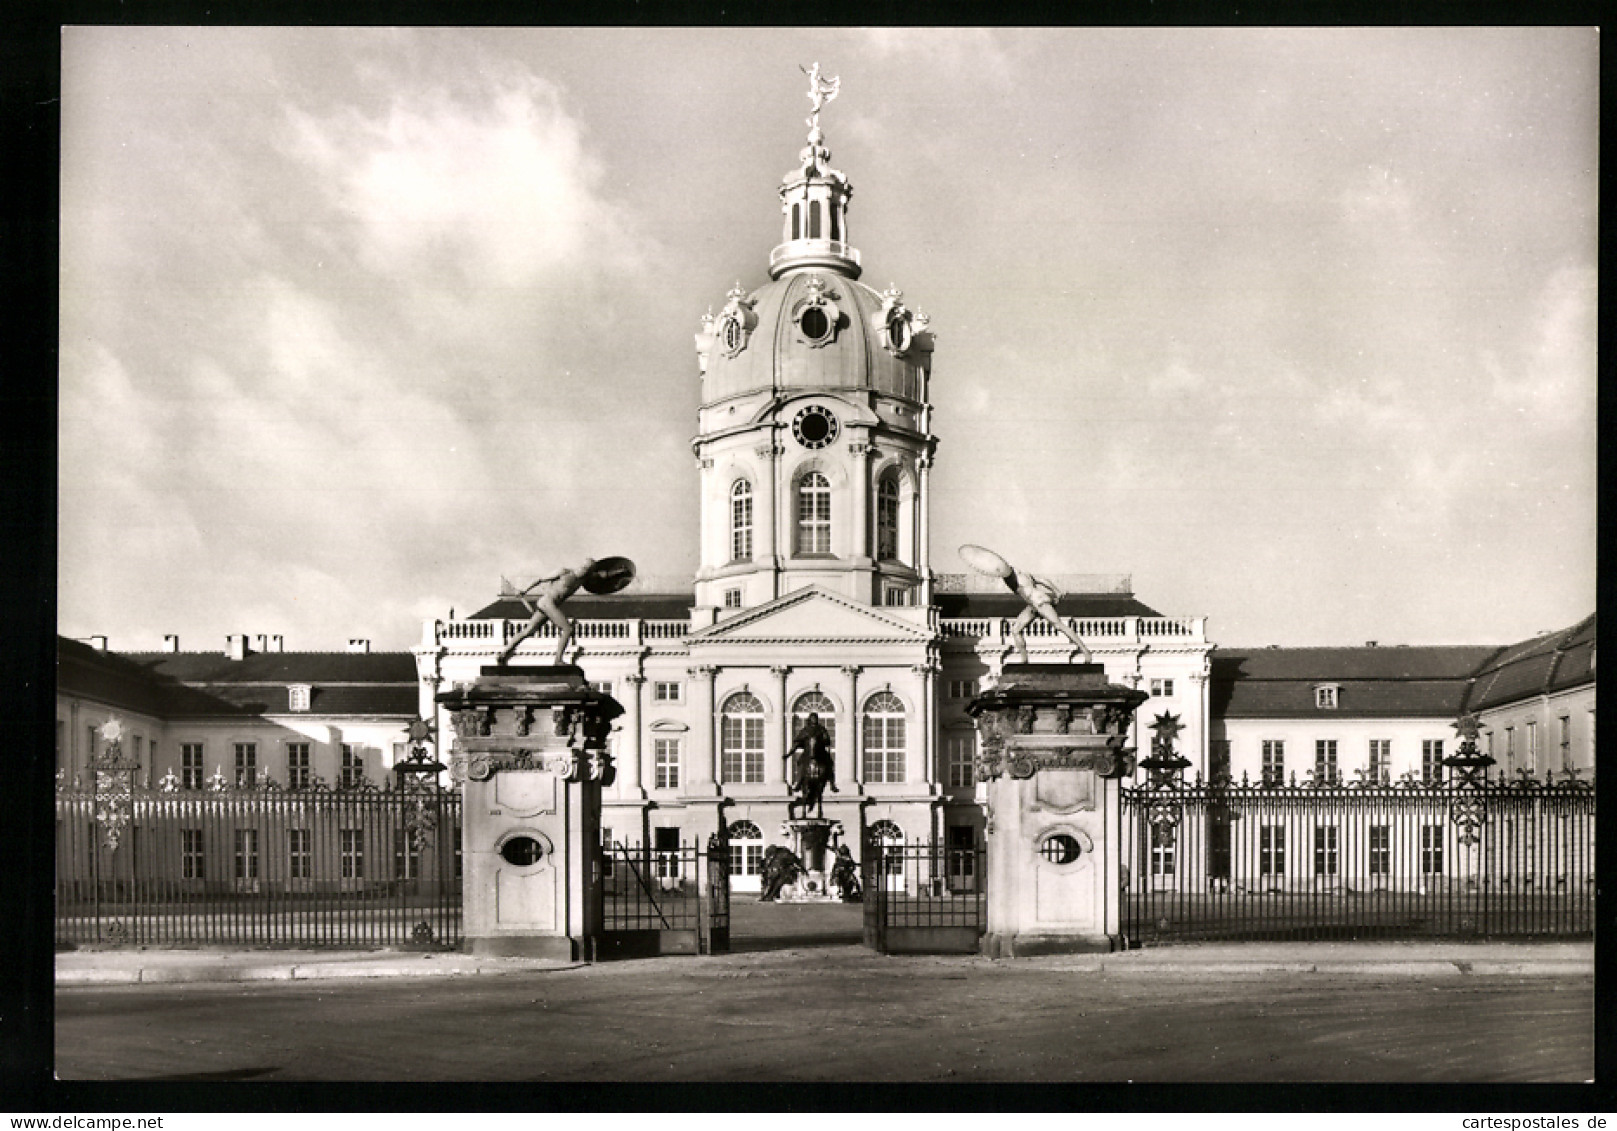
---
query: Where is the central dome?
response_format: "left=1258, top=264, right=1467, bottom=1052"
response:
left=698, top=272, right=933, bottom=406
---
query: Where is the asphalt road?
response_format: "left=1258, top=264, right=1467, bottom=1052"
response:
left=55, top=946, right=1592, bottom=1083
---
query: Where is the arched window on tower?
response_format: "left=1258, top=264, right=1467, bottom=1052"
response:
left=861, top=692, right=907, bottom=783
left=730, top=479, right=753, bottom=562
left=719, top=692, right=766, bottom=784
left=796, top=471, right=832, bottom=555
left=809, top=200, right=822, bottom=239
left=792, top=691, right=837, bottom=760
left=792, top=202, right=801, bottom=240
left=876, top=474, right=900, bottom=561
left=830, top=205, right=840, bottom=242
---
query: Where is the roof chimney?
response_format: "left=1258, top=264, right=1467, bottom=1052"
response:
left=85, top=635, right=108, bottom=652
left=347, top=638, right=371, bottom=654
left=226, top=634, right=250, bottom=661
left=162, top=634, right=180, bottom=652
left=270, top=634, right=284, bottom=653
left=1365, top=641, right=1378, bottom=647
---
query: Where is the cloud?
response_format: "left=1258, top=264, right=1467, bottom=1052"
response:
left=284, top=70, right=650, bottom=288
left=1483, top=264, right=1597, bottom=429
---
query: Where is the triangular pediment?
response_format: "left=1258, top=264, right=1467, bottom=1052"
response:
left=687, top=586, right=931, bottom=645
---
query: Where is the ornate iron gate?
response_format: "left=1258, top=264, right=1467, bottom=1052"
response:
left=862, top=831, right=986, bottom=954
left=596, top=839, right=729, bottom=958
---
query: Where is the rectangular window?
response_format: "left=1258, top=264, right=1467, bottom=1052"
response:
left=340, top=829, right=364, bottom=880
left=882, top=586, right=910, bottom=607
left=1209, top=738, right=1232, bottom=779
left=600, top=827, right=615, bottom=879
left=286, top=742, right=311, bottom=789
left=653, top=826, right=681, bottom=880
left=1314, top=740, right=1338, bottom=783
left=652, top=681, right=682, bottom=703
left=1313, top=825, right=1338, bottom=876
left=591, top=681, right=613, bottom=696
left=1261, top=740, right=1285, bottom=787
left=234, top=828, right=259, bottom=880
left=947, top=733, right=976, bottom=789
left=182, top=743, right=205, bottom=790
left=947, top=825, right=976, bottom=881
left=1525, top=720, right=1538, bottom=769
left=723, top=588, right=743, bottom=610
left=1504, top=726, right=1515, bottom=767
left=1149, top=824, right=1176, bottom=876
left=654, top=737, right=682, bottom=789
left=720, top=715, right=765, bottom=783
left=1315, top=685, right=1338, bottom=709
left=1259, top=825, right=1285, bottom=876
left=288, top=685, right=311, bottom=711
left=1368, top=739, right=1391, bottom=784
left=1421, top=739, right=1445, bottom=784
left=948, top=679, right=976, bottom=700
left=796, top=479, right=831, bottom=555
left=287, top=828, right=311, bottom=880
left=1368, top=825, right=1391, bottom=876
left=181, top=829, right=205, bottom=879
left=234, top=742, right=257, bottom=787
left=341, top=744, right=363, bottom=789
left=132, top=735, right=144, bottom=763
left=862, top=715, right=907, bottom=783
left=88, top=725, right=97, bottom=765
left=731, top=489, right=753, bottom=561
left=1559, top=716, right=1572, bottom=770
left=393, top=828, right=420, bottom=880
left=1150, top=678, right=1174, bottom=698
left=1420, top=825, right=1444, bottom=875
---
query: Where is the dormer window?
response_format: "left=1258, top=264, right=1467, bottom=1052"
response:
left=288, top=685, right=311, bottom=712
left=1314, top=684, right=1340, bottom=710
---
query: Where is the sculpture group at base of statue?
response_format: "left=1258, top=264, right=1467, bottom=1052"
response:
left=756, top=842, right=862, bottom=902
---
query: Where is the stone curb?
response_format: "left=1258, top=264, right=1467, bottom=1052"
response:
left=57, top=955, right=1589, bottom=987
left=57, top=959, right=585, bottom=987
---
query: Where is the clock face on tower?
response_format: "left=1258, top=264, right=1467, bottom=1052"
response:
left=792, top=405, right=841, bottom=450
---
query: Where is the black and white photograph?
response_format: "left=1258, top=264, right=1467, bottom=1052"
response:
left=36, top=25, right=1596, bottom=1095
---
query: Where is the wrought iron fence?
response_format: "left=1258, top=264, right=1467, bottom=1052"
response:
left=55, top=770, right=462, bottom=949
left=1121, top=769, right=1595, bottom=944
left=863, top=836, right=986, bottom=953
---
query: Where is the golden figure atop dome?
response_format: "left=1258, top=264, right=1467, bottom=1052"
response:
left=800, top=61, right=841, bottom=126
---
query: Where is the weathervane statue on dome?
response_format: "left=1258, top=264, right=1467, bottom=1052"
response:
left=801, top=62, right=840, bottom=125
left=797, top=63, right=841, bottom=178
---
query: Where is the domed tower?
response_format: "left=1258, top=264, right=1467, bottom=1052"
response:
left=692, top=67, right=937, bottom=613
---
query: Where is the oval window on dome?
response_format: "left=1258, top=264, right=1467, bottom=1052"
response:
left=799, top=305, right=831, bottom=342
left=721, top=316, right=744, bottom=353
left=886, top=311, right=912, bottom=353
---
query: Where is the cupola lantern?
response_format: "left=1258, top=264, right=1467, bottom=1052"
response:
left=770, top=63, right=861, bottom=280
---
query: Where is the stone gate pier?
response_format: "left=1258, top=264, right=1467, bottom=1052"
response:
left=439, top=666, right=620, bottom=959
left=969, top=664, right=1147, bottom=956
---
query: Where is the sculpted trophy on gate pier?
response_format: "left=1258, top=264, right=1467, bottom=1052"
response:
left=496, top=556, right=637, bottom=666
left=959, top=544, right=1092, bottom=665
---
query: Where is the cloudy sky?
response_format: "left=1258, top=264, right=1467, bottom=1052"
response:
left=59, top=27, right=1597, bottom=652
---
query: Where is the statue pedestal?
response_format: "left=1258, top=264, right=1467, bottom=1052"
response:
left=777, top=818, right=843, bottom=903
left=969, top=663, right=1146, bottom=956
left=439, top=665, right=621, bottom=959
